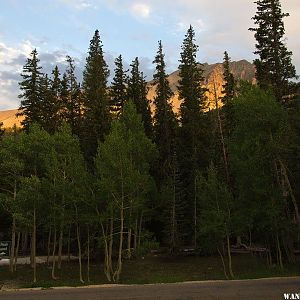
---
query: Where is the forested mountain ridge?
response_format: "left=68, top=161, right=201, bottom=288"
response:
left=0, top=60, right=255, bottom=129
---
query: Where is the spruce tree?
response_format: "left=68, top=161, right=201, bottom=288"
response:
left=249, top=0, right=297, bottom=101
left=177, top=25, right=207, bottom=247
left=62, top=56, right=82, bottom=136
left=49, top=66, right=62, bottom=132
left=152, top=41, right=176, bottom=183
left=39, top=74, right=52, bottom=132
left=18, top=49, right=43, bottom=130
left=110, top=55, right=128, bottom=116
left=127, top=57, right=153, bottom=139
left=39, top=69, right=62, bottom=134
left=222, top=51, right=235, bottom=106
left=82, top=29, right=110, bottom=159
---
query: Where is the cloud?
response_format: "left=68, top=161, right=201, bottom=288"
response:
left=0, top=41, right=86, bottom=110
left=58, top=0, right=94, bottom=10
left=130, top=3, right=151, bottom=19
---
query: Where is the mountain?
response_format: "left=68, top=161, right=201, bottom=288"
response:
left=0, top=109, right=22, bottom=129
left=0, top=60, right=255, bottom=129
left=147, top=59, right=255, bottom=113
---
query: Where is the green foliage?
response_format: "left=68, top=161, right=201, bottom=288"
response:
left=153, top=41, right=177, bottom=184
left=82, top=30, right=111, bottom=159
left=39, top=66, right=62, bottom=133
left=177, top=26, right=210, bottom=243
left=96, top=101, right=157, bottom=201
left=61, top=56, right=83, bottom=136
left=197, top=164, right=233, bottom=252
left=18, top=49, right=43, bottom=130
left=127, top=57, right=153, bottom=139
left=110, top=55, right=128, bottom=116
left=222, top=51, right=235, bottom=105
left=249, top=0, right=297, bottom=101
left=229, top=84, right=290, bottom=235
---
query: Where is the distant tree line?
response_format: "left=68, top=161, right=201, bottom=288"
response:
left=0, top=0, right=300, bottom=283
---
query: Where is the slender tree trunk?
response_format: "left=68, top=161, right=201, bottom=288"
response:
left=14, top=231, right=20, bottom=271
left=76, top=221, right=84, bottom=283
left=30, top=235, right=33, bottom=268
left=32, top=207, right=37, bottom=283
left=47, top=227, right=52, bottom=266
left=108, top=210, right=114, bottom=275
left=67, top=225, right=71, bottom=262
left=58, top=224, right=63, bottom=270
left=113, top=169, right=124, bottom=283
left=127, top=228, right=132, bottom=259
left=138, top=211, right=143, bottom=249
left=213, top=77, right=230, bottom=184
left=217, top=246, right=229, bottom=280
left=276, top=233, right=283, bottom=270
left=226, top=231, right=234, bottom=279
left=278, top=159, right=300, bottom=225
left=101, top=222, right=111, bottom=282
left=114, top=203, right=124, bottom=282
left=51, top=227, right=57, bottom=280
left=10, top=179, right=17, bottom=273
left=87, top=225, right=90, bottom=283
left=10, top=217, right=16, bottom=273
left=134, top=218, right=138, bottom=251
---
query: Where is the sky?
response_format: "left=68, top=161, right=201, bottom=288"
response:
left=0, top=0, right=299, bottom=110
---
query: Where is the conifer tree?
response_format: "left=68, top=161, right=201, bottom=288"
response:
left=49, top=66, right=62, bottom=132
left=127, top=57, right=153, bottom=139
left=152, top=41, right=176, bottom=183
left=82, top=29, right=110, bottom=159
left=249, top=0, right=297, bottom=101
left=61, top=56, right=82, bottom=136
left=110, top=55, right=128, bottom=116
left=18, top=49, right=43, bottom=130
left=177, top=25, right=207, bottom=247
left=222, top=51, right=235, bottom=106
left=39, top=70, right=62, bottom=134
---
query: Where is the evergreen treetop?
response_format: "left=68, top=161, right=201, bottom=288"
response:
left=249, top=0, right=297, bottom=101
left=110, top=54, right=128, bottom=116
left=222, top=51, right=235, bottom=105
left=178, top=26, right=206, bottom=122
left=82, top=30, right=111, bottom=160
left=127, top=57, right=153, bottom=139
left=18, top=49, right=43, bottom=130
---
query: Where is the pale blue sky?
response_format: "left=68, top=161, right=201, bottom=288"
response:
left=0, top=0, right=299, bottom=110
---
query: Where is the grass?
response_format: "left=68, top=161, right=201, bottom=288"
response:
left=1, top=254, right=300, bottom=289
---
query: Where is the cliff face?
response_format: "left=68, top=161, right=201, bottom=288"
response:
left=0, top=109, right=22, bottom=129
left=0, top=60, right=255, bottom=129
left=147, top=59, right=255, bottom=113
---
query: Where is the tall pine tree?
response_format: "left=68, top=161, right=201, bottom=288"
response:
left=249, top=0, right=297, bottom=101
left=82, top=30, right=110, bottom=159
left=18, top=49, right=43, bottom=130
left=152, top=41, right=176, bottom=184
left=61, top=56, right=82, bottom=136
left=110, top=55, right=128, bottom=116
left=177, top=26, right=208, bottom=247
left=222, top=51, right=235, bottom=106
left=127, top=57, right=153, bottom=139
left=39, top=69, right=62, bottom=134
